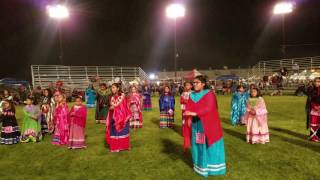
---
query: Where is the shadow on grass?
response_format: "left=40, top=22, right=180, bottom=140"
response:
left=103, top=137, right=108, bottom=149
left=269, top=127, right=308, bottom=140
left=221, top=117, right=231, bottom=125
left=172, top=124, right=183, bottom=136
left=272, top=133, right=320, bottom=153
left=151, top=117, right=159, bottom=126
left=161, top=138, right=193, bottom=168
left=223, top=128, right=246, bottom=142
left=152, top=116, right=183, bottom=136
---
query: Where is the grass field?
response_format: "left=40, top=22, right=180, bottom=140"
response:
left=0, top=95, right=320, bottom=180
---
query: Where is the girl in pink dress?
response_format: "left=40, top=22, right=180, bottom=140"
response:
left=68, top=96, right=87, bottom=149
left=244, top=87, right=269, bottom=144
left=52, top=93, right=69, bottom=146
left=127, top=86, right=143, bottom=129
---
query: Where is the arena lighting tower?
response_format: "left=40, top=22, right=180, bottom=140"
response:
left=166, top=3, right=185, bottom=80
left=47, top=4, right=70, bottom=65
left=273, top=2, right=294, bottom=58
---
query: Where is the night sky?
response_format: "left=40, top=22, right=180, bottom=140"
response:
left=1, top=0, right=320, bottom=80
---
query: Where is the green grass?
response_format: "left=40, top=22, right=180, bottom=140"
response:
left=0, top=95, right=319, bottom=180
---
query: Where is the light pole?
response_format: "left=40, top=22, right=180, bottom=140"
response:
left=166, top=3, right=185, bottom=80
left=47, top=4, right=70, bottom=65
left=273, top=2, right=294, bottom=58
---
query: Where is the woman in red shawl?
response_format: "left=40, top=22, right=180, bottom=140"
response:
left=184, top=75, right=226, bottom=177
left=105, top=83, right=131, bottom=152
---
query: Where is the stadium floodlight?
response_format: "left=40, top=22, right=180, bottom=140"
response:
left=47, top=4, right=70, bottom=65
left=273, top=2, right=294, bottom=58
left=273, top=2, right=293, bottom=15
left=166, top=3, right=185, bottom=19
left=149, top=73, right=156, bottom=80
left=47, top=5, right=69, bottom=19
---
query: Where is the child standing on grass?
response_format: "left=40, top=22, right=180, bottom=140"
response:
left=0, top=100, right=20, bottom=145
left=105, top=83, right=131, bottom=152
left=244, top=87, right=269, bottom=144
left=127, top=86, right=143, bottom=129
left=52, top=93, right=69, bottom=146
left=21, top=96, right=42, bottom=143
left=85, top=84, right=96, bottom=108
left=95, top=83, right=110, bottom=124
left=142, top=85, right=152, bottom=111
left=159, top=85, right=175, bottom=128
left=181, top=81, right=193, bottom=150
left=68, top=96, right=87, bottom=149
left=40, top=88, right=54, bottom=135
left=230, top=85, right=249, bottom=126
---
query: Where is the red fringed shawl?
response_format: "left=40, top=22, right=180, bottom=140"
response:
left=106, top=93, right=131, bottom=132
left=127, top=93, right=143, bottom=124
left=185, top=91, right=223, bottom=147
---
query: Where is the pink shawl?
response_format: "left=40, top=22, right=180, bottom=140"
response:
left=243, top=97, right=268, bottom=124
left=106, top=93, right=131, bottom=132
left=127, top=92, right=143, bottom=123
left=69, top=105, right=87, bottom=128
left=54, top=103, right=69, bottom=144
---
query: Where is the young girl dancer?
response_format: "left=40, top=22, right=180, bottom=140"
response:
left=21, top=96, right=42, bottom=143
left=230, top=85, right=249, bottom=126
left=68, top=96, right=87, bottom=149
left=244, top=87, right=269, bottom=144
left=105, top=83, right=131, bottom=152
left=52, top=93, right=69, bottom=146
left=127, top=86, right=143, bottom=129
left=0, top=100, right=20, bottom=145
left=159, top=85, right=175, bottom=128
left=181, top=82, right=193, bottom=150
left=142, top=85, right=152, bottom=111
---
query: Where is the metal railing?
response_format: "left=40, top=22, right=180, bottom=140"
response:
left=253, top=56, right=320, bottom=77
left=31, top=65, right=148, bottom=90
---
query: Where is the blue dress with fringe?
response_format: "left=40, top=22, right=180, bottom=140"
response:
left=85, top=88, right=96, bottom=108
left=230, top=91, right=249, bottom=126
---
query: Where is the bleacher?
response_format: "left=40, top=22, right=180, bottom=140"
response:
left=31, top=65, right=148, bottom=90
left=253, top=56, right=320, bottom=77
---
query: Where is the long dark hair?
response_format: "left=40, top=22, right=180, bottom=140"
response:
left=26, top=95, right=38, bottom=105
left=194, top=75, right=210, bottom=89
left=74, top=96, right=83, bottom=102
left=3, top=89, right=10, bottom=96
left=111, top=83, right=122, bottom=95
left=237, top=85, right=245, bottom=91
left=184, top=81, right=193, bottom=87
left=43, top=88, right=52, bottom=98
left=99, top=83, right=107, bottom=88
left=143, top=85, right=150, bottom=92
left=162, top=85, right=171, bottom=95
left=3, top=99, right=15, bottom=113
left=250, top=87, right=262, bottom=98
